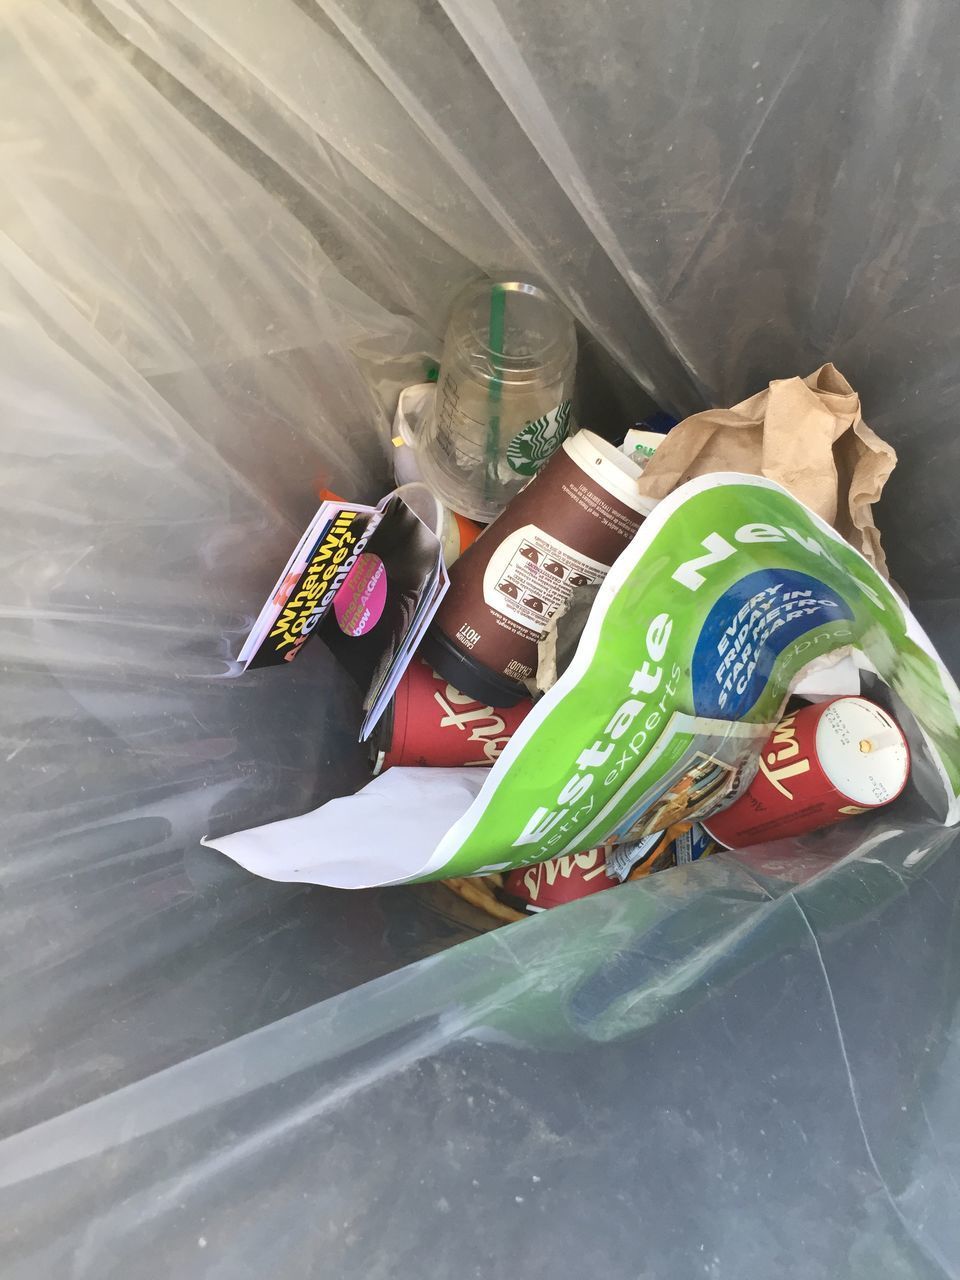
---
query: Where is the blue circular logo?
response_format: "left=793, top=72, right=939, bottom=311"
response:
left=691, top=568, right=853, bottom=719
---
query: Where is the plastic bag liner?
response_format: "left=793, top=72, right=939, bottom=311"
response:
left=4, top=3, right=960, bottom=1277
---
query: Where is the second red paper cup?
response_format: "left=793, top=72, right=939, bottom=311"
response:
left=704, top=697, right=909, bottom=848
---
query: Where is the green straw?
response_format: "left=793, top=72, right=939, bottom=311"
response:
left=484, top=281, right=506, bottom=503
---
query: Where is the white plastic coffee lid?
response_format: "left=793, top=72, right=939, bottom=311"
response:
left=391, top=385, right=433, bottom=487
left=562, top=430, right=659, bottom=516
left=393, top=383, right=435, bottom=447
left=816, top=697, right=909, bottom=806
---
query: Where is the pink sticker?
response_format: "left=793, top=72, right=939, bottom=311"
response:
left=333, top=553, right=387, bottom=637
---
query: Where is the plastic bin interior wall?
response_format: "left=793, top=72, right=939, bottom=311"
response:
left=3, top=3, right=960, bottom=1277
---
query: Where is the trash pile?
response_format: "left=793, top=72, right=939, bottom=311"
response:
left=206, top=278, right=960, bottom=922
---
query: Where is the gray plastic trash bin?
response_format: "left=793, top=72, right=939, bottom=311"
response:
left=2, top=3, right=959, bottom=1278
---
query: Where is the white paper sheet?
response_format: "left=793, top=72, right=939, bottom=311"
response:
left=793, top=654, right=861, bottom=700
left=202, top=767, right=489, bottom=889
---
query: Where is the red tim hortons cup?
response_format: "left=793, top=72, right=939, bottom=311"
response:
left=500, top=847, right=618, bottom=913
left=703, top=697, right=910, bottom=849
left=371, top=656, right=532, bottom=773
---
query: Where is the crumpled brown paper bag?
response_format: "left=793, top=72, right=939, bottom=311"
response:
left=635, top=364, right=897, bottom=577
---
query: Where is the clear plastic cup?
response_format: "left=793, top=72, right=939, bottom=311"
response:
left=415, top=278, right=577, bottom=522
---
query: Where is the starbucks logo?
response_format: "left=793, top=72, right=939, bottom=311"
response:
left=505, top=401, right=572, bottom=476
